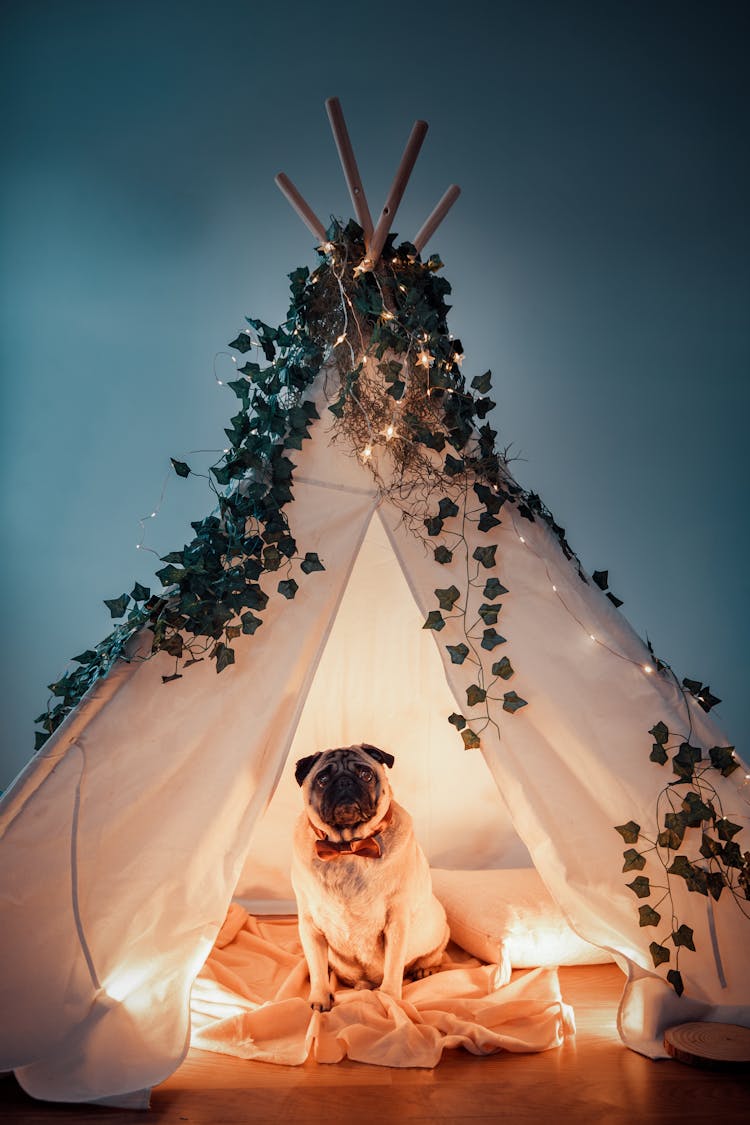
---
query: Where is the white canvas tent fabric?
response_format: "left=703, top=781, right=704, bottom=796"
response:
left=1, top=377, right=748, bottom=1108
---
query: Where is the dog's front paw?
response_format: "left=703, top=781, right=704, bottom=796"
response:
left=310, top=992, right=334, bottom=1012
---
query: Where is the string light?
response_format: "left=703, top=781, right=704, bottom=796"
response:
left=643, top=665, right=654, bottom=674
left=384, top=423, right=395, bottom=440
left=381, top=309, right=395, bottom=321
left=320, top=241, right=334, bottom=254
left=335, top=333, right=347, bottom=346
left=417, top=350, right=434, bottom=368
left=361, top=444, right=373, bottom=461
left=519, top=535, right=526, bottom=543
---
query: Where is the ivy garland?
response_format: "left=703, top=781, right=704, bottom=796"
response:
left=616, top=721, right=748, bottom=996
left=35, top=218, right=581, bottom=750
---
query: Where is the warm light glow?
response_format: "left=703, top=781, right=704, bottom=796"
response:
left=385, top=423, right=395, bottom=440
left=320, top=241, right=334, bottom=254
left=590, top=634, right=596, bottom=641
left=104, top=964, right=152, bottom=1003
left=398, top=283, right=407, bottom=293
left=361, top=444, right=373, bottom=460
left=335, top=333, right=347, bottom=346
left=643, top=664, right=653, bottom=674
left=417, top=350, right=434, bottom=368
left=552, top=584, right=557, bottom=592
left=518, top=536, right=525, bottom=543
left=381, top=309, right=395, bottom=321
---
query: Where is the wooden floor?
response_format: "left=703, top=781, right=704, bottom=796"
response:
left=2, top=965, right=748, bottom=1123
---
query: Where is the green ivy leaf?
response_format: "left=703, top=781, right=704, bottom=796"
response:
left=244, top=585, right=269, bottom=611
left=424, top=516, right=444, bottom=537
left=300, top=552, right=325, bottom=574
left=663, top=811, right=688, bottom=844
left=667, top=969, right=684, bottom=996
left=492, top=657, right=514, bottom=679
left=241, top=611, right=263, bottom=634
left=708, top=745, right=738, bottom=776
left=478, top=602, right=500, bottom=625
left=627, top=875, right=651, bottom=899
left=622, top=849, right=646, bottom=872
left=658, top=828, right=682, bottom=850
left=444, top=454, right=465, bottom=476
left=471, top=370, right=492, bottom=394
left=673, top=742, right=702, bottom=781
left=721, top=840, right=743, bottom=869
left=667, top=855, right=694, bottom=880
left=214, top=643, right=235, bottom=673
left=434, top=545, right=453, bottom=565
left=447, top=643, right=469, bottom=664
left=707, top=871, right=726, bottom=901
left=423, top=610, right=446, bottom=631
left=461, top=728, right=481, bottom=749
left=131, top=582, right=151, bottom=602
left=466, top=684, right=487, bottom=707
left=155, top=564, right=186, bottom=587
left=170, top=457, right=191, bottom=478
left=502, top=691, right=527, bottom=714
left=681, top=791, right=714, bottom=827
left=263, top=546, right=281, bottom=571
left=483, top=578, right=508, bottom=600
left=649, top=721, right=669, bottom=745
left=481, top=628, right=507, bottom=651
left=435, top=585, right=461, bottom=611
left=473, top=545, right=497, bottom=569
left=649, top=942, right=671, bottom=968
left=615, top=821, right=641, bottom=844
left=448, top=712, right=466, bottom=730
left=638, top=905, right=661, bottom=927
left=478, top=512, right=501, bottom=533
left=278, top=579, right=298, bottom=600
left=649, top=742, right=668, bottom=765
left=161, top=633, right=184, bottom=658
left=716, top=817, right=742, bottom=841
left=671, top=924, right=695, bottom=951
left=438, top=497, right=459, bottom=519
left=699, top=833, right=723, bottom=860
left=72, top=650, right=97, bottom=664
left=104, top=593, right=130, bottom=619
left=228, top=332, right=255, bottom=353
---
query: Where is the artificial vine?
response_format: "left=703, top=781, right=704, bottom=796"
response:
left=34, top=219, right=629, bottom=760
left=616, top=722, right=748, bottom=995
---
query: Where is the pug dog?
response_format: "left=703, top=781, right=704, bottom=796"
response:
left=292, top=743, right=450, bottom=1012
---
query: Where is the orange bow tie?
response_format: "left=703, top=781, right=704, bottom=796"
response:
left=311, top=805, right=392, bottom=861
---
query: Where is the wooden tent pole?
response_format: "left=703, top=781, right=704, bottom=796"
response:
left=367, top=120, right=428, bottom=267
left=274, top=173, right=327, bottom=243
left=413, top=184, right=461, bottom=254
left=325, top=97, right=373, bottom=244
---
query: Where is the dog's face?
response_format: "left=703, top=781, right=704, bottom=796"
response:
left=295, top=743, right=395, bottom=837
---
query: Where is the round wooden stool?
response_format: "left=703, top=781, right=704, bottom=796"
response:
left=664, top=1022, right=750, bottom=1071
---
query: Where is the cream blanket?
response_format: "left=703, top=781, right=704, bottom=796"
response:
left=190, top=906, right=575, bottom=1067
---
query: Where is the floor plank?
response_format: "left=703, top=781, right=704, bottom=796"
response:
left=2, top=966, right=748, bottom=1122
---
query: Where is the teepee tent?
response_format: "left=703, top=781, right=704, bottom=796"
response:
left=1, top=100, right=748, bottom=1108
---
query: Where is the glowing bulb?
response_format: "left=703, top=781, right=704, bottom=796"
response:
left=398, top=284, right=407, bottom=293
left=361, top=444, right=373, bottom=460
left=519, top=536, right=525, bottom=544
left=136, top=543, right=141, bottom=550
left=320, top=241, right=334, bottom=254
left=643, top=665, right=653, bottom=674
left=381, top=309, right=395, bottom=321
left=335, top=333, right=347, bottom=346
left=552, top=584, right=557, bottom=592
left=231, top=357, right=236, bottom=363
left=417, top=350, right=434, bottom=368
left=590, top=634, right=596, bottom=642
left=385, top=423, right=395, bottom=440
left=217, top=379, right=224, bottom=385
left=150, top=512, right=157, bottom=519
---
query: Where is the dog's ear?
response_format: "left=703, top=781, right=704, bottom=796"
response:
left=295, top=752, right=323, bottom=786
left=360, top=743, right=395, bottom=769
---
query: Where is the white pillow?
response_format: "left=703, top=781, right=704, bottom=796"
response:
left=430, top=867, right=612, bottom=968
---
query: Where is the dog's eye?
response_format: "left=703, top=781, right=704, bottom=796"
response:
left=357, top=766, right=374, bottom=782
left=315, top=772, right=329, bottom=788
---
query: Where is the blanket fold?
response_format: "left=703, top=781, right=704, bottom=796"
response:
left=190, top=905, right=575, bottom=1067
